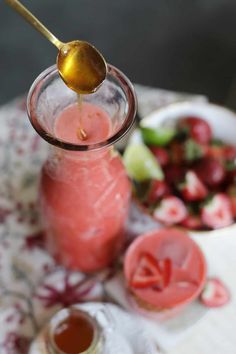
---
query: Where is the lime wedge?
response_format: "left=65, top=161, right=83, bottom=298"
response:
left=123, top=144, right=164, bottom=182
left=140, top=126, right=176, bottom=146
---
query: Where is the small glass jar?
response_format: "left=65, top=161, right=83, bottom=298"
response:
left=27, top=64, right=137, bottom=272
left=37, top=307, right=107, bottom=354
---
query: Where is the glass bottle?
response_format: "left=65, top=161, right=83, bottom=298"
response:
left=27, top=64, right=136, bottom=272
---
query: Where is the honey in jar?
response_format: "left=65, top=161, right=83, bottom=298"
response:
left=47, top=308, right=103, bottom=354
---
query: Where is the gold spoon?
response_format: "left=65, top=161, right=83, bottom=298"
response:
left=5, top=0, right=107, bottom=94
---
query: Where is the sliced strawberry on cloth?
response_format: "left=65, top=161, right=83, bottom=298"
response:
left=130, top=253, right=162, bottom=289
left=200, top=278, right=230, bottom=308
left=153, top=196, right=187, bottom=225
left=179, top=170, right=208, bottom=201
left=201, top=193, right=233, bottom=229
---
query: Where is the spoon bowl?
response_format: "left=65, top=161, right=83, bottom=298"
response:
left=57, top=41, right=107, bottom=94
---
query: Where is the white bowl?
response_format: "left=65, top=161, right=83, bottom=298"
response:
left=130, top=101, right=236, bottom=239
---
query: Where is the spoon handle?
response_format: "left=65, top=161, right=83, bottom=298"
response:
left=5, top=0, right=63, bottom=49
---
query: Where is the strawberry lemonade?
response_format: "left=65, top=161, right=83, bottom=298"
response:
left=27, top=64, right=136, bottom=272
left=40, top=102, right=131, bottom=272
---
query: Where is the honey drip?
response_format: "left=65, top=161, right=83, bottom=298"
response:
left=77, top=94, right=87, bottom=141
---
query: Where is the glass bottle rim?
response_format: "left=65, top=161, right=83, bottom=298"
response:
left=47, top=307, right=101, bottom=354
left=27, top=64, right=137, bottom=151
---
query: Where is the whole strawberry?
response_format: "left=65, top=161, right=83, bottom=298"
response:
left=178, top=116, right=212, bottom=145
left=194, top=158, right=225, bottom=187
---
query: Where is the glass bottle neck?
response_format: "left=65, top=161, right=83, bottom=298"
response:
left=27, top=65, right=136, bottom=152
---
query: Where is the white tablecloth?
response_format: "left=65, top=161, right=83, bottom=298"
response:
left=171, top=234, right=236, bottom=354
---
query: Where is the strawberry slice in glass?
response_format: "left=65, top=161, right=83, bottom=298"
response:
left=130, top=253, right=163, bottom=289
left=153, top=258, right=172, bottom=291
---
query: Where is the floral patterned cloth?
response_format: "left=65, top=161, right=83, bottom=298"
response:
left=0, top=88, right=207, bottom=354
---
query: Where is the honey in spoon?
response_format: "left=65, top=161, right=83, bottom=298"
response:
left=58, top=41, right=107, bottom=95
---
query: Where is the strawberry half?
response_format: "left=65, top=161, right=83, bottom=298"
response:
left=179, top=170, right=208, bottom=201
left=130, top=253, right=162, bottom=289
left=146, top=180, right=171, bottom=205
left=200, top=278, right=230, bottom=308
left=153, top=196, right=187, bottom=225
left=201, top=193, right=233, bottom=229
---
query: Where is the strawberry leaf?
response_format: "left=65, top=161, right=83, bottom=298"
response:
left=184, top=139, right=204, bottom=161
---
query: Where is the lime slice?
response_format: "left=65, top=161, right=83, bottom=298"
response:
left=123, top=144, right=164, bottom=182
left=140, top=126, right=176, bottom=146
